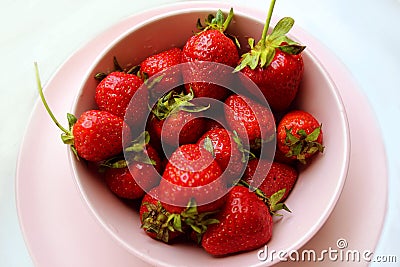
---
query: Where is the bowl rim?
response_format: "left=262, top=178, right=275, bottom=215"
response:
left=67, top=2, right=351, bottom=266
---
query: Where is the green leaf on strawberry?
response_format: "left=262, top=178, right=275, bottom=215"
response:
left=234, top=0, right=305, bottom=72
left=101, top=131, right=156, bottom=169
left=141, top=198, right=219, bottom=244
left=180, top=198, right=220, bottom=243
left=238, top=179, right=291, bottom=215
left=125, top=131, right=151, bottom=153
left=141, top=200, right=182, bottom=243
left=202, top=136, right=215, bottom=157
left=232, top=130, right=256, bottom=163
left=151, top=90, right=209, bottom=120
left=94, top=57, right=140, bottom=81
left=284, top=125, right=324, bottom=164
left=197, top=8, right=234, bottom=33
left=269, top=189, right=291, bottom=215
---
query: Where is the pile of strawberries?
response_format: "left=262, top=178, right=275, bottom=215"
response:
left=36, top=0, right=325, bottom=257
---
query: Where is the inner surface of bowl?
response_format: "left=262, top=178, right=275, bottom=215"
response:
left=70, top=6, right=349, bottom=267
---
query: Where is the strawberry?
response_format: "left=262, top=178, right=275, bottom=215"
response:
left=277, top=110, right=324, bottom=164
left=147, top=90, right=209, bottom=148
left=235, top=0, right=305, bottom=112
left=197, top=128, right=246, bottom=184
left=35, top=63, right=133, bottom=163
left=139, top=47, right=183, bottom=98
left=242, top=159, right=298, bottom=202
left=139, top=47, right=183, bottom=78
left=158, top=144, right=227, bottom=214
left=181, top=9, right=239, bottom=101
left=95, top=71, right=148, bottom=130
left=103, top=135, right=162, bottom=199
left=105, top=167, right=144, bottom=199
left=201, top=185, right=273, bottom=256
left=224, top=94, right=275, bottom=150
left=72, top=110, right=132, bottom=162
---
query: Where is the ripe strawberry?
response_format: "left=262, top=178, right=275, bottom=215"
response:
left=158, top=144, right=227, bottom=214
left=139, top=47, right=183, bottom=98
left=72, top=110, right=132, bottom=162
left=197, top=128, right=246, bottom=184
left=95, top=71, right=148, bottom=130
left=35, top=63, right=132, bottom=162
left=147, top=90, right=208, bottom=147
left=224, top=94, right=275, bottom=149
left=140, top=47, right=183, bottom=78
left=104, top=141, right=162, bottom=199
left=181, top=9, right=239, bottom=101
left=277, top=110, right=324, bottom=164
left=201, top=185, right=273, bottom=256
left=235, top=0, right=305, bottom=112
left=242, top=159, right=298, bottom=202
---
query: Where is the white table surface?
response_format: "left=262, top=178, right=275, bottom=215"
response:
left=1, top=0, right=399, bottom=266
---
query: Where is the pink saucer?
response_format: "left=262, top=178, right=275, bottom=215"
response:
left=16, top=2, right=387, bottom=266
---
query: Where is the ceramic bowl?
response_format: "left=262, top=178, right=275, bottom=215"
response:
left=69, top=3, right=350, bottom=266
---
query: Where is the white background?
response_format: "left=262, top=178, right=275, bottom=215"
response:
left=1, top=0, right=399, bottom=266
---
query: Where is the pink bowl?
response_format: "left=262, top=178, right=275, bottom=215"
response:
left=69, top=3, right=350, bottom=266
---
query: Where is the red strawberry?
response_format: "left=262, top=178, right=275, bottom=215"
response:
left=140, top=187, right=183, bottom=242
left=242, top=159, right=298, bottom=202
left=201, top=185, right=273, bottom=256
left=35, top=63, right=132, bottom=162
left=224, top=94, right=275, bottom=149
left=139, top=47, right=183, bottom=98
left=158, top=144, right=227, bottom=214
left=181, top=9, right=239, bottom=101
left=104, top=142, right=162, bottom=199
left=147, top=90, right=208, bottom=147
left=235, top=0, right=305, bottom=112
left=95, top=71, right=148, bottom=129
left=140, top=47, right=183, bottom=78
left=72, top=110, right=132, bottom=162
left=277, top=110, right=324, bottom=164
left=197, top=128, right=246, bottom=184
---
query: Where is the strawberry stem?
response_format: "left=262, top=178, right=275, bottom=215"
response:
left=222, top=8, right=234, bottom=32
left=34, top=62, right=70, bottom=135
left=260, top=0, right=276, bottom=47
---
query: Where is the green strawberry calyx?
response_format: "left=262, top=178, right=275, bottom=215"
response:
left=239, top=180, right=291, bottom=215
left=197, top=8, right=234, bottom=33
left=180, top=199, right=220, bottom=243
left=151, top=90, right=209, bottom=120
left=35, top=62, right=79, bottom=159
left=232, top=130, right=256, bottom=163
left=101, top=131, right=156, bottom=169
left=234, top=0, right=305, bottom=72
left=284, top=125, right=324, bottom=164
left=94, top=56, right=139, bottom=81
left=196, top=8, right=240, bottom=48
left=141, top=200, right=183, bottom=243
left=141, top=198, right=219, bottom=243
